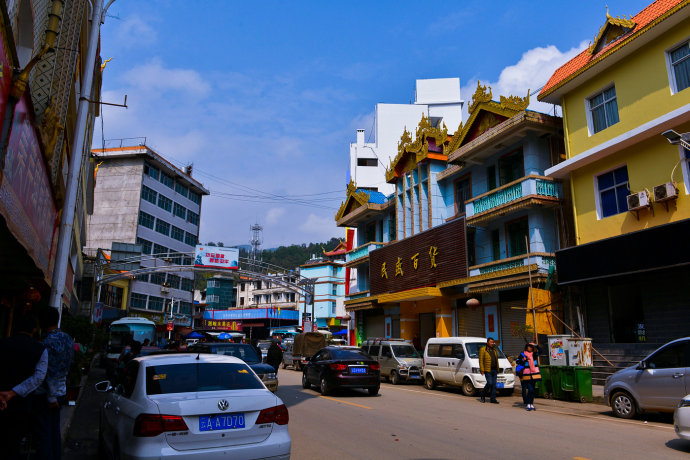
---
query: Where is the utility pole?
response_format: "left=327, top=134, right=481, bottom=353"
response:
left=50, top=0, right=117, bottom=321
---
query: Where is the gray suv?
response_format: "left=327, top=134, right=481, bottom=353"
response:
left=604, top=337, right=690, bottom=418
left=361, top=338, right=423, bottom=385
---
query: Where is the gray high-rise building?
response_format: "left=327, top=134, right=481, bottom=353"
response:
left=87, top=144, right=209, bottom=324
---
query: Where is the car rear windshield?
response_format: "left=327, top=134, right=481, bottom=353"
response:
left=465, top=342, right=507, bottom=359
left=146, top=363, right=264, bottom=395
left=330, top=349, right=371, bottom=360
left=208, top=345, right=260, bottom=364
left=392, top=345, right=420, bottom=358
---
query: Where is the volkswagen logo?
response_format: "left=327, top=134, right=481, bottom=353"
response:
left=217, top=399, right=229, bottom=411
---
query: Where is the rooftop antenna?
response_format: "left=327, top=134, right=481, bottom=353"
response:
left=249, top=222, right=263, bottom=263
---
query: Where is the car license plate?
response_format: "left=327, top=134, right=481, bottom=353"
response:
left=199, top=413, right=245, bottom=432
left=350, top=367, right=367, bottom=374
left=496, top=382, right=504, bottom=388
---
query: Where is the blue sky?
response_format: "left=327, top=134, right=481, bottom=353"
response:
left=96, top=0, right=652, bottom=248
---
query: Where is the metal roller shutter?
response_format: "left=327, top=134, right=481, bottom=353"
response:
left=457, top=306, right=483, bottom=337
left=500, top=299, right=527, bottom=357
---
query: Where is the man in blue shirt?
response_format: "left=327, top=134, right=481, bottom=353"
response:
left=0, top=311, right=47, bottom=460
left=33, top=307, right=74, bottom=460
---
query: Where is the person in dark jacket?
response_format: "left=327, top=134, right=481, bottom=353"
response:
left=0, top=312, right=48, bottom=459
left=516, top=342, right=542, bottom=411
left=266, top=340, right=284, bottom=373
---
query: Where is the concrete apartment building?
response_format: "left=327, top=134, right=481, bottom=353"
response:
left=349, top=78, right=464, bottom=196
left=87, top=145, right=209, bottom=324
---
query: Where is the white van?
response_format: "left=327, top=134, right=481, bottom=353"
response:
left=423, top=337, right=515, bottom=396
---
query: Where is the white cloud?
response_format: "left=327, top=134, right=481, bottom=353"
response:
left=461, top=41, right=588, bottom=118
left=114, top=15, right=158, bottom=49
left=123, top=58, right=211, bottom=97
left=298, top=213, right=340, bottom=240
left=265, top=207, right=286, bottom=226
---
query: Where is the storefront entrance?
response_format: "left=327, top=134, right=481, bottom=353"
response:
left=419, top=312, right=436, bottom=349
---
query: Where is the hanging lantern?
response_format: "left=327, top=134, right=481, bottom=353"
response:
left=466, top=298, right=480, bottom=308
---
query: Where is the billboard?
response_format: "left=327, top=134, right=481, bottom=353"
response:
left=194, top=245, right=239, bottom=270
left=369, top=217, right=467, bottom=296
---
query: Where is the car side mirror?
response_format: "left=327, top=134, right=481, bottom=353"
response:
left=95, top=380, right=113, bottom=392
left=637, top=361, right=647, bottom=370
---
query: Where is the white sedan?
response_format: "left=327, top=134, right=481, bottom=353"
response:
left=675, top=394, right=690, bottom=441
left=96, top=353, right=291, bottom=459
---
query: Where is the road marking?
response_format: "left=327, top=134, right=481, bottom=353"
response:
left=573, top=457, right=591, bottom=460
left=319, top=396, right=373, bottom=410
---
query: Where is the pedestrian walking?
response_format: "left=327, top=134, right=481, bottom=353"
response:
left=32, top=307, right=74, bottom=460
left=516, top=342, right=542, bottom=411
left=266, top=340, right=284, bottom=373
left=0, top=311, right=48, bottom=460
left=478, top=337, right=499, bottom=404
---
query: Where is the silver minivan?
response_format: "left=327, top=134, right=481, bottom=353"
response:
left=361, top=338, right=423, bottom=384
left=604, top=337, right=690, bottom=419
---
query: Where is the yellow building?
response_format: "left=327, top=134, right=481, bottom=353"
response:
left=539, top=0, right=690, bottom=351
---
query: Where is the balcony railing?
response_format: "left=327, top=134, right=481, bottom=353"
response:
left=346, top=242, right=385, bottom=263
left=469, top=253, right=556, bottom=277
left=465, top=175, right=561, bottom=219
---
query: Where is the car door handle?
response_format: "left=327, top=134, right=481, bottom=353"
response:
left=673, top=373, right=684, bottom=379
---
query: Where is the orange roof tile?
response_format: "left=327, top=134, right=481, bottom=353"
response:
left=539, top=0, right=688, bottom=100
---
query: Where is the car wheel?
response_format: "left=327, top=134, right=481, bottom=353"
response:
left=424, top=373, right=436, bottom=390
left=302, top=372, right=311, bottom=389
left=320, top=376, right=330, bottom=395
left=611, top=391, right=637, bottom=419
left=368, top=386, right=379, bottom=396
left=461, top=378, right=476, bottom=397
left=390, top=371, right=400, bottom=385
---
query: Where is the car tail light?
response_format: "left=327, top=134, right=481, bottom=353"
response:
left=255, top=404, right=289, bottom=425
left=133, top=414, right=188, bottom=437
left=329, top=363, right=347, bottom=371
left=369, top=363, right=380, bottom=371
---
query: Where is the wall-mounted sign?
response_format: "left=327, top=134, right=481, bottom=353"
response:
left=202, top=319, right=243, bottom=331
left=370, top=217, right=467, bottom=296
left=194, top=245, right=239, bottom=270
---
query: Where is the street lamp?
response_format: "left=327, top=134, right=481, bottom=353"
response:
left=662, top=129, right=690, bottom=149
left=661, top=130, right=689, bottom=184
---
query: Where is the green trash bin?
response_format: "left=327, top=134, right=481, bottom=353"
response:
left=548, top=366, right=593, bottom=402
left=535, top=364, right=552, bottom=398
left=573, top=366, right=593, bottom=403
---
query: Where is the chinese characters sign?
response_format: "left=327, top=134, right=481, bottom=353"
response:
left=202, top=319, right=243, bottom=331
left=369, top=217, right=467, bottom=295
left=194, top=245, right=239, bottom=270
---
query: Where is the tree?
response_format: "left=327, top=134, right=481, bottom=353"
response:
left=207, top=242, right=217, bottom=246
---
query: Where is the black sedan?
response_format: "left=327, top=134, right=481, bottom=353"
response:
left=187, top=342, right=279, bottom=391
left=302, top=346, right=380, bottom=396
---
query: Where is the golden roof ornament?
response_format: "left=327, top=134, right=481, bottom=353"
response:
left=499, top=90, right=530, bottom=112
left=589, top=6, right=636, bottom=54
left=468, top=81, right=493, bottom=113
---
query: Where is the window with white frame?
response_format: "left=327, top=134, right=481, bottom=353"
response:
left=669, top=41, right=690, bottom=93
left=588, top=86, right=619, bottom=134
left=596, top=166, right=629, bottom=218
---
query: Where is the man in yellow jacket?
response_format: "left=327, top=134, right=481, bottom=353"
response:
left=478, top=337, right=499, bottom=404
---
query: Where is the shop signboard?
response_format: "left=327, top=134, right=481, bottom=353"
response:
left=202, top=319, right=242, bottom=331
left=0, top=94, right=58, bottom=283
left=194, top=245, right=239, bottom=270
left=369, top=218, right=467, bottom=295
left=93, top=302, right=104, bottom=324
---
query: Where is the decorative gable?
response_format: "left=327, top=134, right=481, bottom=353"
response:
left=589, top=8, right=636, bottom=55
left=385, top=114, right=449, bottom=182
left=335, top=180, right=371, bottom=221
left=447, top=81, right=530, bottom=154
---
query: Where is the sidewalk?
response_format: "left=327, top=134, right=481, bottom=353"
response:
left=62, top=364, right=107, bottom=459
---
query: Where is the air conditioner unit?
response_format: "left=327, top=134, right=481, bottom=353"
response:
left=653, top=182, right=678, bottom=202
left=626, top=190, right=649, bottom=211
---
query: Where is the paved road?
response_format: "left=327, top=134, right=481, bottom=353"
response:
left=276, top=367, right=690, bottom=460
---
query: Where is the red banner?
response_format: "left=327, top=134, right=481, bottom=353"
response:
left=202, top=319, right=242, bottom=331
